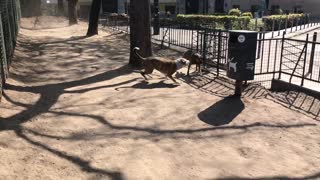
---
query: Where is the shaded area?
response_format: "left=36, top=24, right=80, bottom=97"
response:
left=1, top=21, right=319, bottom=179
left=0, top=29, right=132, bottom=179
left=198, top=96, right=244, bottom=126
left=115, top=80, right=180, bottom=90
left=176, top=71, right=320, bottom=121
left=16, top=129, right=124, bottom=180
left=216, top=172, right=320, bottom=180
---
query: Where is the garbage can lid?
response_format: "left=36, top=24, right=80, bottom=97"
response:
left=229, top=30, right=258, bottom=34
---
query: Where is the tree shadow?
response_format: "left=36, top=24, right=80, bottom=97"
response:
left=216, top=172, right=320, bottom=180
left=16, top=129, right=124, bottom=180
left=198, top=96, right=245, bottom=126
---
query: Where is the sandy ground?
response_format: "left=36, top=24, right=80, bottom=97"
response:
left=0, top=17, right=320, bottom=180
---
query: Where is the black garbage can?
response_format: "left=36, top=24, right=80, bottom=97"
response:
left=227, top=30, right=258, bottom=96
left=227, top=30, right=258, bottom=80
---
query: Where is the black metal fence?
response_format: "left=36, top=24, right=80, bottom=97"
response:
left=0, top=0, right=21, bottom=100
left=278, top=32, right=320, bottom=91
left=102, top=13, right=320, bottom=92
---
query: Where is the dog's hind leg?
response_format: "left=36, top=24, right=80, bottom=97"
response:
left=187, top=63, right=192, bottom=76
left=140, top=72, right=148, bottom=80
left=141, top=68, right=154, bottom=80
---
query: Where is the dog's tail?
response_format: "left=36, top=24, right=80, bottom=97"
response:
left=133, top=47, right=146, bottom=61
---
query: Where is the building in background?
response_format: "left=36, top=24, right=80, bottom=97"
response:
left=176, top=0, right=320, bottom=17
left=40, top=0, right=320, bottom=18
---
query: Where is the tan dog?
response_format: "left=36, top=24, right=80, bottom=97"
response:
left=182, top=50, right=203, bottom=76
left=134, top=47, right=190, bottom=83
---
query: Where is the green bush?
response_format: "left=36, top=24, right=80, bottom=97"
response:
left=248, top=18, right=264, bottom=31
left=242, top=12, right=253, bottom=19
left=176, top=14, right=251, bottom=30
left=263, top=14, right=307, bottom=31
left=228, top=8, right=241, bottom=16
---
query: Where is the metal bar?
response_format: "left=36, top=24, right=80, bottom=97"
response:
left=279, top=32, right=286, bottom=79
left=289, top=40, right=307, bottom=84
left=273, top=39, right=279, bottom=79
left=202, top=29, right=207, bottom=68
left=260, top=33, right=266, bottom=74
left=301, top=34, right=309, bottom=86
left=308, top=32, right=317, bottom=76
left=217, top=30, right=221, bottom=77
left=267, top=38, right=272, bottom=72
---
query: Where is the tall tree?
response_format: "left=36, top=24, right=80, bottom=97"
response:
left=129, top=0, right=152, bottom=67
left=67, top=0, right=78, bottom=25
left=86, top=0, right=102, bottom=36
left=58, top=0, right=64, bottom=16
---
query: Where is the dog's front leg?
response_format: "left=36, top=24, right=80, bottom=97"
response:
left=197, top=64, right=202, bottom=74
left=168, top=75, right=178, bottom=84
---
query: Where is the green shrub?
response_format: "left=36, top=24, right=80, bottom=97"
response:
left=248, top=18, right=264, bottom=31
left=242, top=12, right=253, bottom=19
left=263, top=14, right=307, bottom=31
left=176, top=14, right=251, bottom=30
left=228, top=8, right=241, bottom=16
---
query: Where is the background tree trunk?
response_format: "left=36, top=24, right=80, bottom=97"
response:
left=86, top=0, right=102, bottom=36
left=68, top=0, right=78, bottom=25
left=57, top=0, right=64, bottom=16
left=129, top=0, right=152, bottom=67
left=20, top=0, right=41, bottom=17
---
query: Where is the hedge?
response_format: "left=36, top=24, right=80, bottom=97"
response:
left=175, top=14, right=251, bottom=30
left=263, top=14, right=308, bottom=31
left=228, top=8, right=241, bottom=17
left=242, top=12, right=253, bottom=19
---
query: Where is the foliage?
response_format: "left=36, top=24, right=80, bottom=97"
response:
left=228, top=8, right=241, bottom=16
left=242, top=12, right=253, bottom=19
left=263, top=14, right=307, bottom=31
left=176, top=14, right=251, bottom=30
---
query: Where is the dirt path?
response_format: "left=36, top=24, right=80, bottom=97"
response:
left=0, top=18, right=320, bottom=180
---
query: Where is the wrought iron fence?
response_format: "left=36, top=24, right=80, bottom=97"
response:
left=0, top=0, right=21, bottom=101
left=102, top=13, right=320, bottom=92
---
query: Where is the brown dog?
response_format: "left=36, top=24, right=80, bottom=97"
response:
left=182, top=50, right=203, bottom=76
left=134, top=47, right=190, bottom=83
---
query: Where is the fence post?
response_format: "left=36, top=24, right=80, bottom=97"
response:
left=285, top=17, right=288, bottom=34
left=257, top=30, right=262, bottom=59
left=168, top=24, right=171, bottom=47
left=309, top=32, right=317, bottom=75
left=278, top=19, right=281, bottom=36
left=279, top=32, right=286, bottom=79
left=272, top=19, right=275, bottom=38
left=202, top=29, right=207, bottom=69
left=217, top=30, right=222, bottom=77
left=301, top=34, right=309, bottom=86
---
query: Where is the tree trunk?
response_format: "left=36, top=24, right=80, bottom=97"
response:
left=68, top=0, right=78, bottom=25
left=129, top=0, right=152, bottom=67
left=20, top=0, right=41, bottom=17
left=86, top=0, right=102, bottom=36
left=58, top=0, right=64, bottom=16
